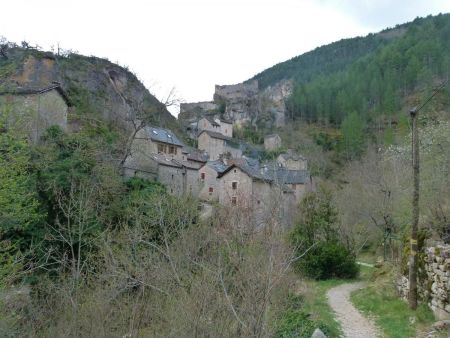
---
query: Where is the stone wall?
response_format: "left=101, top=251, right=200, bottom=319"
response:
left=264, top=134, right=281, bottom=151
left=397, top=243, right=450, bottom=320
left=0, top=90, right=68, bottom=143
left=214, top=80, right=259, bottom=101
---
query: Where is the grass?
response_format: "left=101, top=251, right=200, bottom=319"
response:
left=276, top=258, right=374, bottom=338
left=301, top=278, right=348, bottom=337
left=351, top=283, right=436, bottom=338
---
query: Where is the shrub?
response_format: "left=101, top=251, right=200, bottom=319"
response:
left=297, top=241, right=359, bottom=280
left=290, top=188, right=359, bottom=280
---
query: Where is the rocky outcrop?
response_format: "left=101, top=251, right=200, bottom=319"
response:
left=0, top=46, right=177, bottom=133
left=397, top=243, right=450, bottom=320
left=178, top=79, right=293, bottom=133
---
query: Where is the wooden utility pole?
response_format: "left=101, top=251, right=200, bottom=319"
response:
left=408, top=107, right=419, bottom=310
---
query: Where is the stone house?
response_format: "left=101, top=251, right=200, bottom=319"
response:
left=0, top=83, right=71, bottom=142
left=277, top=149, right=308, bottom=170
left=273, top=168, right=313, bottom=204
left=217, top=158, right=296, bottom=225
left=264, top=134, right=282, bottom=151
left=219, top=118, right=233, bottom=138
left=124, top=126, right=203, bottom=196
left=198, top=116, right=222, bottom=134
left=181, top=146, right=208, bottom=166
left=198, top=160, right=230, bottom=202
left=196, top=116, right=233, bottom=138
left=197, top=130, right=242, bottom=160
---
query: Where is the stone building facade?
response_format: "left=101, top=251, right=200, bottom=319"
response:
left=124, top=126, right=204, bottom=196
left=197, top=130, right=242, bottom=160
left=198, top=160, right=229, bottom=202
left=264, top=134, right=282, bottom=151
left=277, top=149, right=308, bottom=170
left=0, top=84, right=70, bottom=142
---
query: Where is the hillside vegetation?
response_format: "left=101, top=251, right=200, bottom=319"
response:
left=0, top=43, right=178, bottom=132
left=251, top=14, right=450, bottom=124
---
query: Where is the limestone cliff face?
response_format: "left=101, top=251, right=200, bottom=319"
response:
left=0, top=47, right=177, bottom=132
left=179, top=79, right=292, bottom=131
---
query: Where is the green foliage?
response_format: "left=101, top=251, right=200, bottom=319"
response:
left=259, top=147, right=287, bottom=161
left=351, top=283, right=435, bottom=338
left=257, top=14, right=450, bottom=125
left=312, top=130, right=341, bottom=152
left=339, top=111, right=366, bottom=160
left=276, top=294, right=334, bottom=338
left=234, top=123, right=264, bottom=144
left=290, top=189, right=359, bottom=279
left=0, top=115, right=43, bottom=253
left=297, top=242, right=359, bottom=280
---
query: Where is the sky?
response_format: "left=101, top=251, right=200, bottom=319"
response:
left=1, top=0, right=450, bottom=116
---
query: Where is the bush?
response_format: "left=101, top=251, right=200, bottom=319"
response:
left=276, top=295, right=332, bottom=338
left=290, top=189, right=359, bottom=280
left=297, top=241, right=359, bottom=280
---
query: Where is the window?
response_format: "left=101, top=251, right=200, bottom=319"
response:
left=201, top=173, right=205, bottom=180
left=157, top=143, right=165, bottom=153
left=209, top=187, right=213, bottom=195
left=232, top=182, right=237, bottom=190
left=169, top=146, right=177, bottom=154
left=234, top=169, right=237, bottom=173
left=257, top=200, right=261, bottom=205
left=231, top=197, right=237, bottom=205
left=292, top=184, right=297, bottom=189
left=171, top=174, right=174, bottom=180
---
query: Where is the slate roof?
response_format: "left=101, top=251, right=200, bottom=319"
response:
left=150, top=153, right=183, bottom=168
left=202, top=116, right=220, bottom=127
left=145, top=126, right=184, bottom=147
left=278, top=149, right=306, bottom=161
left=218, top=156, right=310, bottom=184
left=182, top=146, right=209, bottom=163
left=0, top=83, right=72, bottom=106
left=206, top=160, right=230, bottom=174
left=199, top=129, right=232, bottom=141
left=173, top=159, right=203, bottom=170
left=198, top=130, right=241, bottom=149
left=273, top=169, right=309, bottom=184
left=218, top=157, right=272, bottom=182
left=219, top=118, right=233, bottom=124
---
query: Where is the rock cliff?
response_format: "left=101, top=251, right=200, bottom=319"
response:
left=0, top=45, right=177, bottom=133
left=179, top=79, right=292, bottom=132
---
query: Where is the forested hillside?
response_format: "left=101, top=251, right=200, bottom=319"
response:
left=250, top=14, right=450, bottom=125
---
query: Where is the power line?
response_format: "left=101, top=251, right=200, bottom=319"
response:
left=411, top=78, right=450, bottom=114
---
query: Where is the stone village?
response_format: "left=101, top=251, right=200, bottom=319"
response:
left=0, top=79, right=313, bottom=225
left=123, top=80, right=314, bottom=224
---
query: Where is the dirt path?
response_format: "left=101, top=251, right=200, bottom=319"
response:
left=327, top=282, right=381, bottom=338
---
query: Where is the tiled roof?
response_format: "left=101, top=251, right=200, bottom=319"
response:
left=145, top=126, right=184, bottom=147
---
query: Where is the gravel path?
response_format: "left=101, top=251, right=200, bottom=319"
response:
left=327, top=282, right=381, bottom=338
